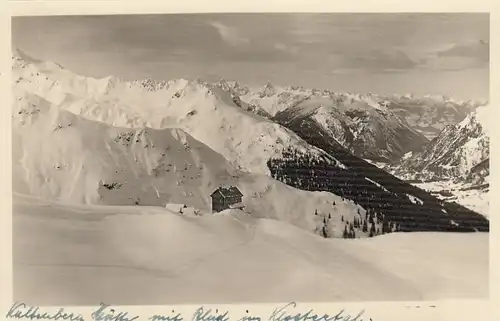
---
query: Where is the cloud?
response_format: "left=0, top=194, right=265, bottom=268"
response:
left=204, top=21, right=297, bottom=62
left=209, top=21, right=250, bottom=47
left=436, top=40, right=489, bottom=61
left=273, top=42, right=298, bottom=54
left=340, top=40, right=491, bottom=73
left=339, top=49, right=419, bottom=72
left=419, top=40, right=489, bottom=71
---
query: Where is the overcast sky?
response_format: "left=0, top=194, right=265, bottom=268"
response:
left=12, top=13, right=489, bottom=100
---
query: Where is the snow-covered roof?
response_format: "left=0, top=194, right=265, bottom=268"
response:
left=210, top=186, right=243, bottom=198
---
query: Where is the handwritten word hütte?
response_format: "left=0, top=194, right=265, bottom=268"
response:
left=91, top=303, right=139, bottom=321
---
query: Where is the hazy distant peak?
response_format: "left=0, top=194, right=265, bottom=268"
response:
left=12, top=47, right=66, bottom=72
left=12, top=47, right=38, bottom=62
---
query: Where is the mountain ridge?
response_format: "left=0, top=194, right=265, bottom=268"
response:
left=390, top=105, right=490, bottom=183
left=213, top=77, right=485, bottom=161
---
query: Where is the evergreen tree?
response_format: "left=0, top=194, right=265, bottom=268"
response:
left=382, top=216, right=390, bottom=234
left=349, top=225, right=355, bottom=239
left=341, top=215, right=344, bottom=222
left=328, top=213, right=332, bottom=220
left=369, top=223, right=376, bottom=237
left=343, top=225, right=349, bottom=239
left=362, top=219, right=368, bottom=233
left=315, top=209, right=318, bottom=216
left=322, top=225, right=328, bottom=238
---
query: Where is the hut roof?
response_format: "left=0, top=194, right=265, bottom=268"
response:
left=210, top=186, right=243, bottom=198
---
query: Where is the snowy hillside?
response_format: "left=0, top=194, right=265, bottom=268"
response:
left=13, top=93, right=370, bottom=238
left=13, top=49, right=342, bottom=176
left=13, top=193, right=489, bottom=305
left=391, top=105, right=490, bottom=183
left=13, top=94, right=239, bottom=207
left=384, top=95, right=483, bottom=140
left=275, top=97, right=429, bottom=162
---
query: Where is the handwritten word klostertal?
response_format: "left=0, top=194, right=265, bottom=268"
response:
left=269, top=302, right=365, bottom=321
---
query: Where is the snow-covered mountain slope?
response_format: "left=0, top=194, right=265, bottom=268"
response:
left=14, top=193, right=488, bottom=305
left=274, top=97, right=429, bottom=162
left=266, top=114, right=489, bottom=230
left=13, top=93, right=369, bottom=239
left=391, top=105, right=490, bottom=182
left=230, top=83, right=430, bottom=162
left=383, top=95, right=483, bottom=140
left=13, top=95, right=238, bottom=207
left=11, top=49, right=489, bottom=233
left=13, top=50, right=343, bottom=176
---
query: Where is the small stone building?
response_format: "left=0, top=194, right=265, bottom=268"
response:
left=210, top=186, right=243, bottom=213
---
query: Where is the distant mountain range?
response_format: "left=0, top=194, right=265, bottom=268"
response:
left=11, top=48, right=489, bottom=238
left=383, top=95, right=483, bottom=140
left=389, top=105, right=490, bottom=184
left=214, top=79, right=484, bottom=162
